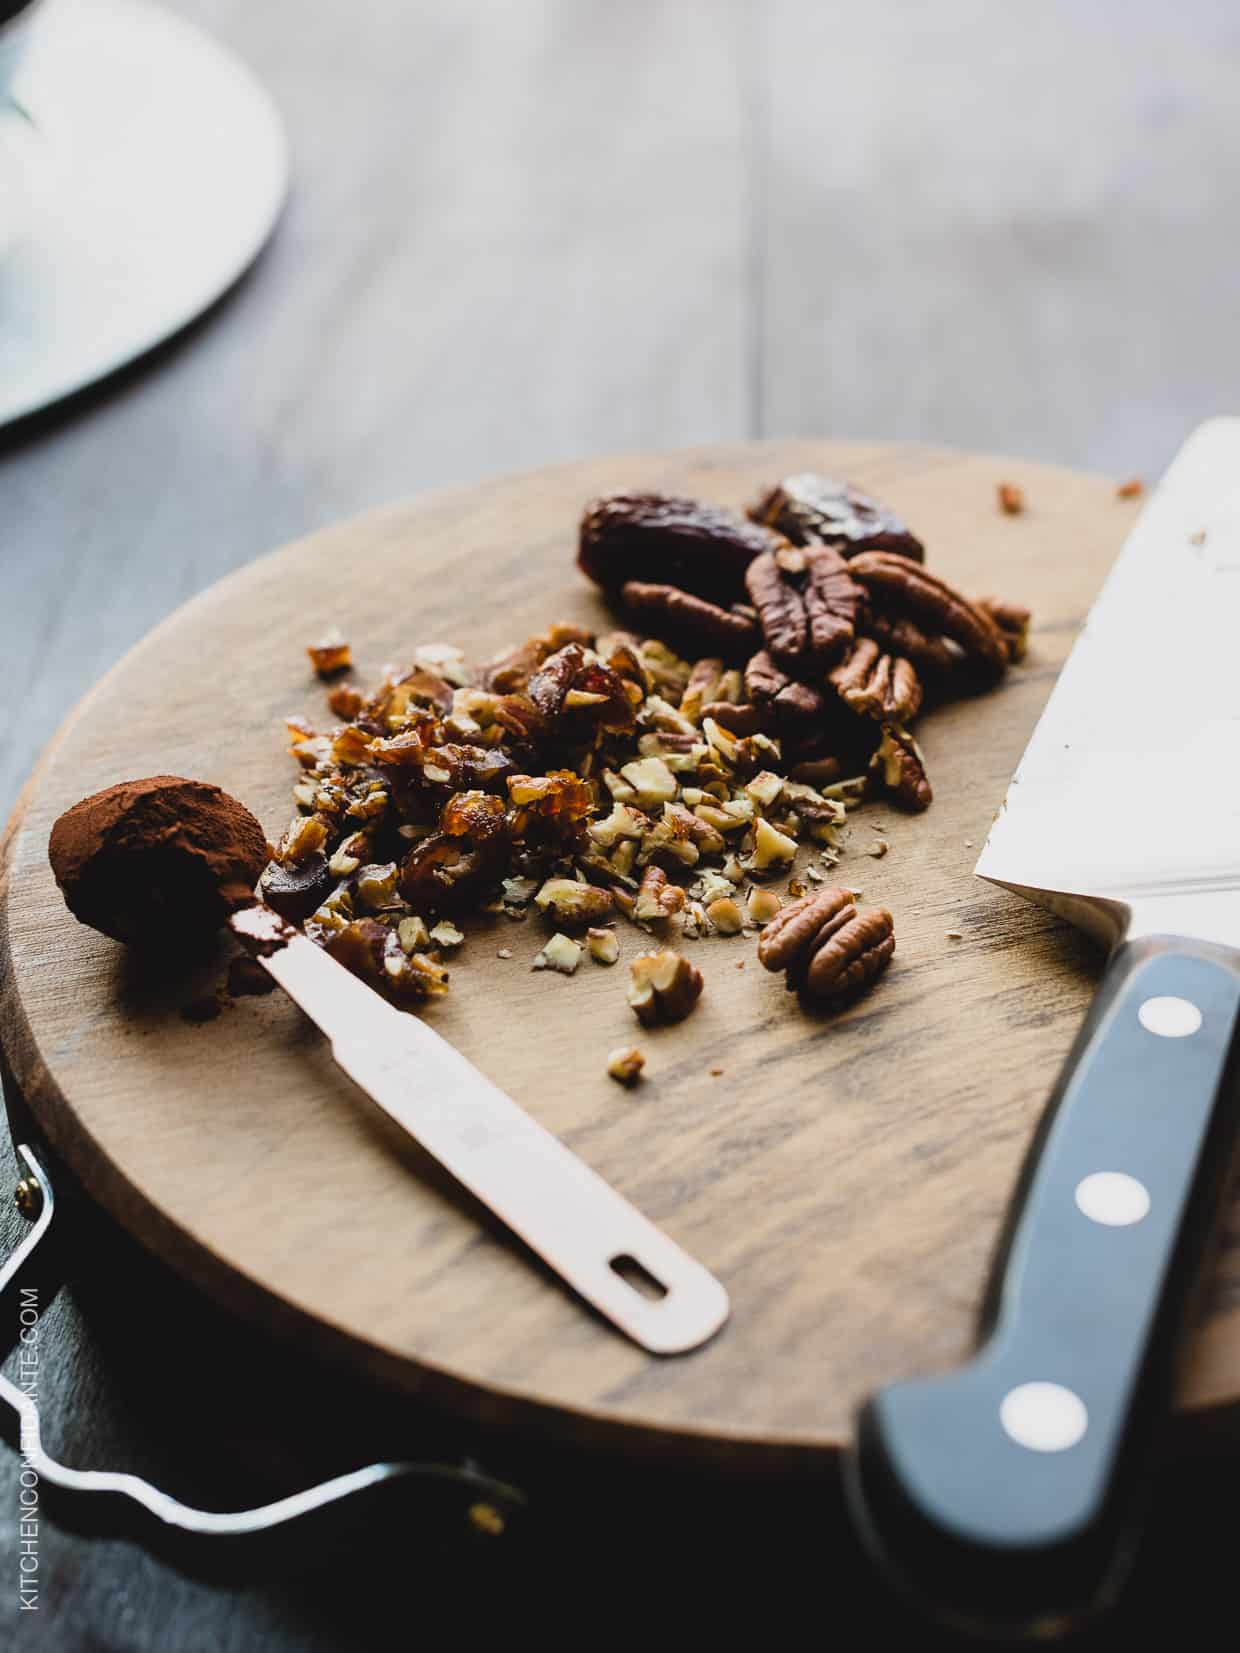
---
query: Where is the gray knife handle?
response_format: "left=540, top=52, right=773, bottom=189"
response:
left=849, top=936, right=1240, bottom=1635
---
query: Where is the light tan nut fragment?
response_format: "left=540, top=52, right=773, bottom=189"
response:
left=747, top=816, right=799, bottom=872
left=627, top=948, right=704, bottom=1026
left=533, top=877, right=615, bottom=926
left=757, top=886, right=894, bottom=1001
left=619, top=756, right=679, bottom=810
left=587, top=927, right=620, bottom=965
left=747, top=886, right=782, bottom=924
left=398, top=915, right=431, bottom=954
left=532, top=933, right=582, bottom=974
left=428, top=920, right=465, bottom=949
left=706, top=897, right=743, bottom=935
left=607, top=1045, right=646, bottom=1087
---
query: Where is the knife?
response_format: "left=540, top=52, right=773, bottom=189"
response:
left=230, top=905, right=729, bottom=1356
left=846, top=418, right=1240, bottom=1636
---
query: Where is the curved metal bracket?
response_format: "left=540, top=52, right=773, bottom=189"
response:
left=0, top=1144, right=525, bottom=1560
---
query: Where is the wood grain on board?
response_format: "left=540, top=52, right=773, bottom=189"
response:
left=5, top=439, right=1236, bottom=1469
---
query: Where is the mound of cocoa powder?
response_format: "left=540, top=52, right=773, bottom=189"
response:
left=48, top=776, right=267, bottom=952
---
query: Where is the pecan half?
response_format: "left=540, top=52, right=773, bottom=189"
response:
left=869, top=724, right=932, bottom=812
left=627, top=947, right=704, bottom=1025
left=702, top=700, right=765, bottom=736
left=861, top=608, right=959, bottom=676
left=749, top=473, right=924, bottom=562
left=828, top=637, right=923, bottom=723
left=578, top=492, right=777, bottom=606
left=848, top=553, right=1007, bottom=674
left=745, top=544, right=860, bottom=671
left=757, top=886, right=894, bottom=1001
left=977, top=597, right=1031, bottom=663
left=743, top=650, right=829, bottom=729
left=620, top=581, right=758, bottom=659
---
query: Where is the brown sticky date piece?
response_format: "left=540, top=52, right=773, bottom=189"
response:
left=749, top=473, right=924, bottom=562
left=578, top=492, right=778, bottom=607
left=259, top=854, right=334, bottom=923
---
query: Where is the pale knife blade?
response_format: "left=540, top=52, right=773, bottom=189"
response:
left=232, top=909, right=729, bottom=1356
left=849, top=418, right=1240, bottom=1633
left=976, top=416, right=1240, bottom=945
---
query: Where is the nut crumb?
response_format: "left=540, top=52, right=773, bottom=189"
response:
left=706, top=896, right=743, bottom=935
left=1116, top=478, right=1144, bottom=500
left=867, top=839, right=889, bottom=859
left=533, top=932, right=582, bottom=974
left=428, top=920, right=465, bottom=949
left=997, top=481, right=1025, bottom=516
left=587, top=927, right=620, bottom=965
left=496, top=947, right=513, bottom=959
left=946, top=929, right=964, bottom=940
left=607, top=1045, right=646, bottom=1087
left=709, top=1066, right=724, bottom=1077
left=1190, top=529, right=1207, bottom=546
left=746, top=887, right=781, bottom=924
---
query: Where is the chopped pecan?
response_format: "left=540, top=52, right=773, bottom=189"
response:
left=532, top=933, right=582, bottom=974
left=578, top=492, right=777, bottom=606
left=634, top=864, right=686, bottom=922
left=749, top=473, right=924, bottom=562
left=757, top=886, right=894, bottom=1001
left=679, top=657, right=725, bottom=723
left=870, top=724, right=932, bottom=812
left=325, top=917, right=449, bottom=1003
left=607, top=1045, right=645, bottom=1085
left=744, top=545, right=860, bottom=671
left=976, top=597, right=1031, bottom=663
left=702, top=699, right=763, bottom=735
left=743, top=650, right=830, bottom=730
left=828, top=636, right=923, bottom=723
left=533, top=877, right=615, bottom=926
left=627, top=948, right=704, bottom=1025
left=848, top=553, right=1007, bottom=674
left=620, top=581, right=758, bottom=659
left=528, top=642, right=585, bottom=723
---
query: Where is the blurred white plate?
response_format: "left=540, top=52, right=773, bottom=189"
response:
left=0, top=0, right=287, bottom=427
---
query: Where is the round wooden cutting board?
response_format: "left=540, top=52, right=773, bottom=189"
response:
left=4, top=441, right=1239, bottom=1472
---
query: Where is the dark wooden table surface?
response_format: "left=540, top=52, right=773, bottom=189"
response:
left=5, top=2, right=1240, bottom=1645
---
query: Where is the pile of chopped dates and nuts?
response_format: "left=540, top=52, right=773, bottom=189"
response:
left=267, top=473, right=1030, bottom=1083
